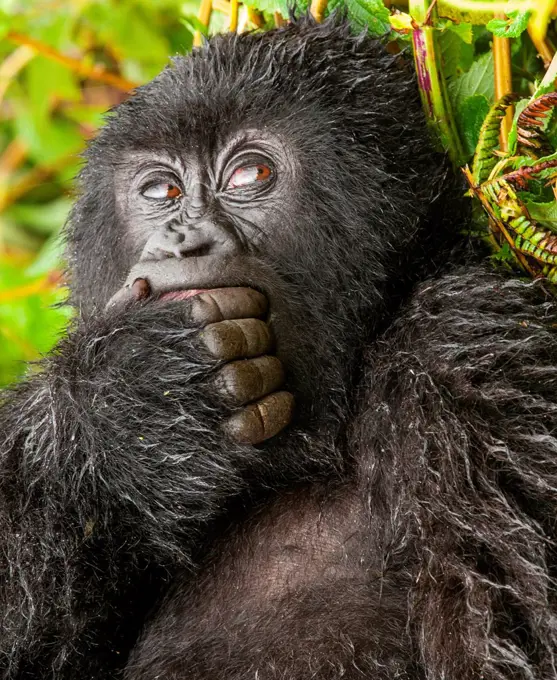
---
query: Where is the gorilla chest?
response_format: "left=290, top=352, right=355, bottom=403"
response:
left=126, top=484, right=416, bottom=679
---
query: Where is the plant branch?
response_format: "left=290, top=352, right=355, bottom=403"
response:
left=229, top=0, right=239, bottom=31
left=0, top=152, right=78, bottom=212
left=493, top=20, right=513, bottom=152
left=409, top=0, right=465, bottom=166
left=194, top=0, right=213, bottom=47
left=0, top=45, right=35, bottom=105
left=6, top=31, right=137, bottom=92
left=528, top=26, right=555, bottom=69
left=311, top=0, right=328, bottom=23
left=540, top=48, right=557, bottom=90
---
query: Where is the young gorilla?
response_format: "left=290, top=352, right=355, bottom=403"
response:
left=1, top=16, right=557, bottom=680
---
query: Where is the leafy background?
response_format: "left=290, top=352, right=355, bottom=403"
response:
left=0, top=0, right=553, bottom=386
left=0, top=0, right=203, bottom=386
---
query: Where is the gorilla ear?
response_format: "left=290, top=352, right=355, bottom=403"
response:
left=65, top=163, right=127, bottom=312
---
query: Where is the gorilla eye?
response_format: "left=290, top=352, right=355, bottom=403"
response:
left=142, top=183, right=182, bottom=200
left=227, top=164, right=273, bottom=190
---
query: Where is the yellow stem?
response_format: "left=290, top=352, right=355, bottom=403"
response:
left=493, top=22, right=513, bottom=153
left=6, top=31, right=137, bottom=92
left=0, top=45, right=35, bottom=105
left=229, top=0, right=239, bottom=32
left=0, top=140, right=27, bottom=180
left=0, top=153, right=77, bottom=212
left=310, top=0, right=328, bottom=22
left=194, top=0, right=213, bottom=47
left=527, top=25, right=555, bottom=69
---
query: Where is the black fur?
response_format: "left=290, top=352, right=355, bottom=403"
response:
left=1, top=17, right=556, bottom=680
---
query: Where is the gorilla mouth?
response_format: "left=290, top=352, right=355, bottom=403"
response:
left=107, top=256, right=276, bottom=311
left=158, top=288, right=211, bottom=302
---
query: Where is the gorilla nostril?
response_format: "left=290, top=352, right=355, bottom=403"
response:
left=178, top=244, right=212, bottom=259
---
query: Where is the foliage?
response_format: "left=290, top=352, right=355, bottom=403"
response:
left=0, top=0, right=200, bottom=385
left=1, top=0, right=557, bottom=386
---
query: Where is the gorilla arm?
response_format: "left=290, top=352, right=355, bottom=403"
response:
left=0, top=285, right=292, bottom=676
left=356, top=265, right=557, bottom=679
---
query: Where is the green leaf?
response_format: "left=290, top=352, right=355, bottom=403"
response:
left=438, top=26, right=474, bottom=80
left=0, top=9, right=9, bottom=38
left=350, top=0, right=390, bottom=36
left=524, top=200, right=557, bottom=229
left=444, top=20, right=473, bottom=44
left=25, top=234, right=65, bottom=277
left=180, top=15, right=209, bottom=37
left=14, top=108, right=83, bottom=165
left=26, top=58, right=80, bottom=116
left=454, top=93, right=490, bottom=159
left=389, top=12, right=413, bottom=31
left=334, top=0, right=390, bottom=37
left=510, top=150, right=557, bottom=169
left=486, top=10, right=531, bottom=39
left=448, top=51, right=494, bottom=110
left=507, top=97, right=529, bottom=153
left=6, top=198, right=72, bottom=236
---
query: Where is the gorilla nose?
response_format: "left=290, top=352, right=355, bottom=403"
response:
left=140, top=222, right=233, bottom=261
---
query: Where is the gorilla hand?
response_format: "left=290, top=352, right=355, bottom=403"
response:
left=193, top=287, right=294, bottom=445
left=108, top=274, right=294, bottom=446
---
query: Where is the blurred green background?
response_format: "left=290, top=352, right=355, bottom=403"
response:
left=0, top=0, right=243, bottom=387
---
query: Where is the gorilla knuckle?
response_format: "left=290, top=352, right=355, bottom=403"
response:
left=215, top=355, right=284, bottom=405
left=223, top=390, right=295, bottom=444
left=200, top=318, right=273, bottom=361
left=190, top=287, right=268, bottom=325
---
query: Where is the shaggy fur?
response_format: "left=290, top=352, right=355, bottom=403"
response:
left=1, top=17, right=556, bottom=680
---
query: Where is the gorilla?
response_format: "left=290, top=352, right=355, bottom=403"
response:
left=2, top=16, right=557, bottom=680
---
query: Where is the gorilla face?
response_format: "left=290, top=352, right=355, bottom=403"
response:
left=118, top=132, right=298, bottom=262
left=67, top=20, right=456, bottom=420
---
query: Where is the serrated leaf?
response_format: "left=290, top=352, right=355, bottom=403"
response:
left=448, top=51, right=494, bottom=110
left=344, top=0, right=390, bottom=37
left=486, top=10, right=531, bottom=38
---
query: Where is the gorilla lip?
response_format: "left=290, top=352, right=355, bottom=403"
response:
left=158, top=289, right=210, bottom=302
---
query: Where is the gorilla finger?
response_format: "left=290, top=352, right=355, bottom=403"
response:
left=216, top=356, right=284, bottom=405
left=223, top=391, right=295, bottom=444
left=106, top=278, right=151, bottom=310
left=201, top=319, right=272, bottom=361
left=189, top=288, right=268, bottom=325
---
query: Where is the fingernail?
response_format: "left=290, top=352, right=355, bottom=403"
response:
left=131, top=278, right=151, bottom=300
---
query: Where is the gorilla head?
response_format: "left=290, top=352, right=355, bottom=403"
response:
left=68, top=18, right=458, bottom=423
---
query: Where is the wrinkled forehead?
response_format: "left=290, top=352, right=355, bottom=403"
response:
left=111, top=127, right=297, bottom=178
left=97, top=78, right=327, bottom=168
